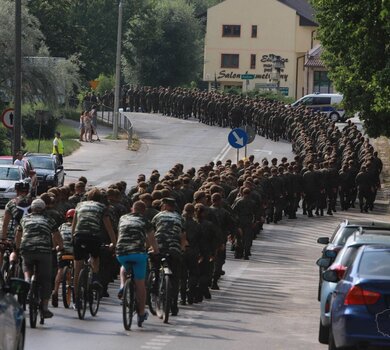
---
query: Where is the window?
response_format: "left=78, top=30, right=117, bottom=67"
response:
left=250, top=54, right=256, bottom=69
left=313, top=97, right=331, bottom=105
left=222, top=25, right=241, bottom=37
left=314, top=71, right=333, bottom=93
left=221, top=54, right=239, bottom=68
left=251, top=25, right=258, bottom=38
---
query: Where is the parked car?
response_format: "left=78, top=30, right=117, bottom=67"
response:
left=326, top=245, right=390, bottom=349
left=290, top=93, right=346, bottom=122
left=0, top=271, right=29, bottom=350
left=317, top=230, right=390, bottom=344
left=0, top=156, right=38, bottom=196
left=316, top=220, right=390, bottom=300
left=0, top=165, right=30, bottom=207
left=24, top=153, right=65, bottom=194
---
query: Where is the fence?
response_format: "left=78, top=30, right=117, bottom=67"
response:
left=97, top=104, right=133, bottom=148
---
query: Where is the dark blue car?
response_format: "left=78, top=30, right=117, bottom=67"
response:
left=327, top=245, right=390, bottom=349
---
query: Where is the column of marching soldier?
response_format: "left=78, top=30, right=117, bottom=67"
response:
left=2, top=86, right=383, bottom=321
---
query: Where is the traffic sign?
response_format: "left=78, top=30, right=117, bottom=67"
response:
left=228, top=128, right=248, bottom=149
left=241, top=74, right=255, bottom=80
left=239, top=125, right=256, bottom=144
left=1, top=108, right=15, bottom=129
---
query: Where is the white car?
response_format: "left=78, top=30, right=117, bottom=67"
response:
left=291, top=93, right=346, bottom=122
left=0, top=165, right=29, bottom=207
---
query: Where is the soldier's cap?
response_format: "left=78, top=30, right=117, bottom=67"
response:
left=162, top=197, right=176, bottom=206
left=31, top=198, right=46, bottom=211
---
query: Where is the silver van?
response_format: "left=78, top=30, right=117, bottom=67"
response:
left=291, top=93, right=346, bottom=122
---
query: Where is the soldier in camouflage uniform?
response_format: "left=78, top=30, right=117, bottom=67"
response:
left=51, top=208, right=75, bottom=307
left=72, top=188, right=117, bottom=303
left=16, top=199, right=64, bottom=319
left=151, top=197, right=186, bottom=316
left=116, top=200, right=159, bottom=327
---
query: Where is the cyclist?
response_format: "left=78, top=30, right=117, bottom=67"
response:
left=1, top=181, right=32, bottom=267
left=151, top=197, right=187, bottom=316
left=116, top=200, right=159, bottom=327
left=51, top=209, right=75, bottom=307
left=71, top=188, right=116, bottom=305
left=15, top=199, right=64, bottom=318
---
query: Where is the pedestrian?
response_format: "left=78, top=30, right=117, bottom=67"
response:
left=52, top=131, right=64, bottom=165
left=79, top=111, right=85, bottom=141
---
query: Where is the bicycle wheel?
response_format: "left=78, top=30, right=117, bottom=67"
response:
left=89, top=285, right=100, bottom=317
left=156, top=271, right=164, bottom=320
left=29, top=282, right=38, bottom=328
left=62, top=266, right=73, bottom=309
left=77, top=268, right=88, bottom=320
left=146, top=270, right=157, bottom=316
left=162, top=275, right=171, bottom=324
left=122, top=278, right=135, bottom=330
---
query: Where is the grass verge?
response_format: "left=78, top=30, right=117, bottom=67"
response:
left=25, top=121, right=80, bottom=156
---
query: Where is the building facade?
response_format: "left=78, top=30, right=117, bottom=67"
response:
left=203, top=0, right=319, bottom=99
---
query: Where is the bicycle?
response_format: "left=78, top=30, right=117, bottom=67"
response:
left=122, top=264, right=137, bottom=330
left=61, top=255, right=75, bottom=309
left=147, top=253, right=173, bottom=324
left=1, top=241, right=26, bottom=308
left=76, top=258, right=101, bottom=320
left=29, top=264, right=44, bottom=328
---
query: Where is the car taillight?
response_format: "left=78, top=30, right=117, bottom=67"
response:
left=344, top=286, right=381, bottom=305
left=331, top=264, right=347, bottom=280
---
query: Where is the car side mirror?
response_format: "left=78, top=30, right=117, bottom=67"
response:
left=317, top=237, right=329, bottom=245
left=322, top=270, right=339, bottom=283
left=7, top=278, right=30, bottom=295
left=316, top=258, right=331, bottom=268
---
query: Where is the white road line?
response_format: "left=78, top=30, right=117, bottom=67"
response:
left=252, top=149, right=273, bottom=155
left=141, top=346, right=162, bottom=350
left=213, top=143, right=230, bottom=163
left=155, top=335, right=175, bottom=339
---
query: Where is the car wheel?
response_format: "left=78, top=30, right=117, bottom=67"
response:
left=328, top=327, right=337, bottom=350
left=329, top=112, right=339, bottom=122
left=319, top=320, right=329, bottom=344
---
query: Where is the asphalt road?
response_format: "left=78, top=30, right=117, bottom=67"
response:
left=2, top=113, right=389, bottom=349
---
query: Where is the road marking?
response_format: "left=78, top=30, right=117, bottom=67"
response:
left=253, top=149, right=273, bottom=155
left=213, top=142, right=230, bottom=163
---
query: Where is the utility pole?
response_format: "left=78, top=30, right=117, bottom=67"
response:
left=113, top=1, right=123, bottom=139
left=14, top=0, right=22, bottom=160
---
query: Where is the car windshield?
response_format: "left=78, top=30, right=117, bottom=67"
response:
left=0, top=167, right=20, bottom=180
left=333, top=227, right=359, bottom=245
left=28, top=157, right=55, bottom=170
left=358, top=251, right=390, bottom=278
left=0, top=158, right=12, bottom=165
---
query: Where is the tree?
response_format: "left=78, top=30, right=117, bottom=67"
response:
left=0, top=0, right=80, bottom=107
left=123, top=0, right=202, bottom=87
left=186, top=0, right=222, bottom=15
left=27, top=0, right=139, bottom=80
left=311, top=0, right=390, bottom=137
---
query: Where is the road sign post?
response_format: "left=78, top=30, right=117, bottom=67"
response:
left=1, top=108, right=15, bottom=129
left=228, top=128, right=248, bottom=149
left=228, top=128, right=248, bottom=163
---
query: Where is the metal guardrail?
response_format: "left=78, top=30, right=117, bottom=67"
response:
left=97, top=104, right=133, bottom=147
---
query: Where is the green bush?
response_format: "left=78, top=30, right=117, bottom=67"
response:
left=0, top=125, right=11, bottom=155
left=21, top=104, right=59, bottom=140
left=96, top=74, right=115, bottom=95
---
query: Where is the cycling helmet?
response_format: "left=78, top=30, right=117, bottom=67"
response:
left=15, top=181, right=30, bottom=192
left=66, top=208, right=76, bottom=219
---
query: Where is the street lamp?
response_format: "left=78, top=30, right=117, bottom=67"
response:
left=270, top=55, right=285, bottom=92
left=13, top=0, right=22, bottom=159
left=113, top=1, right=123, bottom=139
